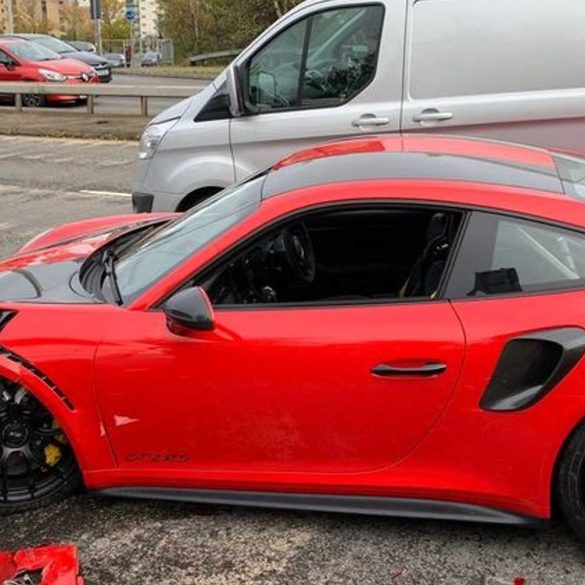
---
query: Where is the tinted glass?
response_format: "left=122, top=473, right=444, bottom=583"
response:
left=448, top=213, right=585, bottom=298
left=246, top=5, right=383, bottom=112
left=555, top=154, right=585, bottom=200
left=113, top=176, right=264, bottom=304
left=32, top=36, right=75, bottom=54
left=410, top=0, right=585, bottom=98
left=8, top=42, right=59, bottom=62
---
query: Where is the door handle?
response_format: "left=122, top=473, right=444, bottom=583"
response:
left=352, top=114, right=391, bottom=128
left=413, top=109, right=454, bottom=124
left=371, top=362, right=448, bottom=377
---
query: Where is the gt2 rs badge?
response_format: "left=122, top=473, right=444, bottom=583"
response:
left=125, top=453, right=191, bottom=464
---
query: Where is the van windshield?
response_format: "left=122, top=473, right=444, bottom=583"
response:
left=112, top=175, right=265, bottom=304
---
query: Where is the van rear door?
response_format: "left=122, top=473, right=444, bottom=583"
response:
left=230, top=0, right=405, bottom=181
left=402, top=0, right=585, bottom=155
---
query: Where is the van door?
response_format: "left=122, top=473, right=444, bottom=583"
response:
left=230, top=0, right=405, bottom=181
left=402, top=0, right=585, bottom=155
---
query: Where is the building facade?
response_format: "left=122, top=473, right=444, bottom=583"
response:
left=125, top=0, right=161, bottom=39
left=0, top=0, right=8, bottom=34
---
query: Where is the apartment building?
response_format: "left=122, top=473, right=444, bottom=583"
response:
left=0, top=0, right=7, bottom=34
left=125, top=0, right=161, bottom=38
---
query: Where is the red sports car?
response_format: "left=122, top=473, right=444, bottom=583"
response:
left=3, top=135, right=585, bottom=539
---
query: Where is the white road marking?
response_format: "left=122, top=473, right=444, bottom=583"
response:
left=79, top=189, right=132, bottom=198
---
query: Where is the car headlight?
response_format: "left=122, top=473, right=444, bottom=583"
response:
left=139, top=119, right=179, bottom=160
left=38, top=69, right=66, bottom=82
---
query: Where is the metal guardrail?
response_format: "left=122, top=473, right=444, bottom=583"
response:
left=189, top=49, right=241, bottom=65
left=0, top=82, right=196, bottom=116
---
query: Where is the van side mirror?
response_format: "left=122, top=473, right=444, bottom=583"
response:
left=226, top=62, right=243, bottom=118
left=163, top=287, right=215, bottom=333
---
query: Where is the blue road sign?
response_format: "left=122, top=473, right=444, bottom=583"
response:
left=125, top=8, right=137, bottom=22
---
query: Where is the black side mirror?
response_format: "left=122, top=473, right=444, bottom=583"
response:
left=163, top=287, right=215, bottom=333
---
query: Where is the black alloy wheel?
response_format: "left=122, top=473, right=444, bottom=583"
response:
left=0, top=378, right=81, bottom=514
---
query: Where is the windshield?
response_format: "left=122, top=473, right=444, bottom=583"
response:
left=8, top=42, right=60, bottom=62
left=32, top=36, right=76, bottom=54
left=113, top=176, right=265, bottom=304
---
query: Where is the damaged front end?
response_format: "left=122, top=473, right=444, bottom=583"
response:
left=0, top=545, right=83, bottom=585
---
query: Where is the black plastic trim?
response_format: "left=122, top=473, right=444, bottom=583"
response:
left=132, top=192, right=154, bottom=214
left=0, top=311, right=16, bottom=333
left=0, top=345, right=75, bottom=411
left=95, top=487, right=540, bottom=526
left=481, top=327, right=585, bottom=412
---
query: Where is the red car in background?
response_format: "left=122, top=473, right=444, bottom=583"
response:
left=0, top=39, right=98, bottom=107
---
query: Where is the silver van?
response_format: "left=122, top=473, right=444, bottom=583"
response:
left=133, top=0, right=585, bottom=212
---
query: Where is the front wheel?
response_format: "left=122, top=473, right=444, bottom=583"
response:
left=22, top=94, right=45, bottom=108
left=0, top=378, right=81, bottom=515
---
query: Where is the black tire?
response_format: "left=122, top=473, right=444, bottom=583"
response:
left=556, top=421, right=585, bottom=541
left=177, top=187, right=223, bottom=212
left=0, top=378, right=82, bottom=515
left=22, top=94, right=45, bottom=108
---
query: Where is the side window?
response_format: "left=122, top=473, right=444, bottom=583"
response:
left=0, top=50, right=12, bottom=66
left=246, top=5, right=384, bottom=113
left=197, top=206, right=463, bottom=307
left=447, top=213, right=585, bottom=298
left=410, top=0, right=585, bottom=98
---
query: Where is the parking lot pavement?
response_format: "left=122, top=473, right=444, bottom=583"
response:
left=2, top=137, right=585, bottom=584
left=0, top=135, right=137, bottom=196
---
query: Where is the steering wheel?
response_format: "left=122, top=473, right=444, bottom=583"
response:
left=280, top=223, right=316, bottom=285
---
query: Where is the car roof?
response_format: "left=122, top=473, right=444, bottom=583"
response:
left=266, top=134, right=567, bottom=199
left=0, top=39, right=27, bottom=46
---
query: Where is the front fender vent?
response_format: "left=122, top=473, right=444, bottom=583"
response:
left=0, top=344, right=75, bottom=411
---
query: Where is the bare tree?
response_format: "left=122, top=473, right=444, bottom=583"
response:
left=273, top=0, right=298, bottom=18
left=60, top=5, right=93, bottom=40
left=13, top=0, right=53, bottom=33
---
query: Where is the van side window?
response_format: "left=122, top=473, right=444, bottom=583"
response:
left=246, top=5, right=384, bottom=113
left=410, top=0, right=585, bottom=98
left=447, top=213, right=585, bottom=298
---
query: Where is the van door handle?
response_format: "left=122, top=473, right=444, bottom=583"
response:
left=413, top=109, right=454, bottom=124
left=352, top=114, right=391, bottom=128
left=371, top=363, right=448, bottom=377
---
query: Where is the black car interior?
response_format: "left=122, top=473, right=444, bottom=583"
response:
left=200, top=207, right=463, bottom=306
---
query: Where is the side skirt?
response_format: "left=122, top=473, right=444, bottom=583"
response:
left=94, top=487, right=542, bottom=527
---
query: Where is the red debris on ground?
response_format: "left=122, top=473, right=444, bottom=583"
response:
left=0, top=545, right=83, bottom=585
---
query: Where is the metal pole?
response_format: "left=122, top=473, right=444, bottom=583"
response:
left=6, top=0, right=14, bottom=34
left=94, top=17, right=103, bottom=55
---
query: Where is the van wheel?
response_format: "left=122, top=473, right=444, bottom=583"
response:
left=177, top=187, right=223, bottom=212
left=22, top=94, right=45, bottom=108
left=0, top=378, right=82, bottom=515
left=556, top=421, right=585, bottom=542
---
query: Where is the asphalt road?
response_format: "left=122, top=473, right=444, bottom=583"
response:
left=1, top=136, right=585, bottom=585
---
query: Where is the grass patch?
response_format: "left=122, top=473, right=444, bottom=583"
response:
left=115, top=66, right=222, bottom=80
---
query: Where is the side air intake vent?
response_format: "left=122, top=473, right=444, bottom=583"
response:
left=481, top=328, right=585, bottom=412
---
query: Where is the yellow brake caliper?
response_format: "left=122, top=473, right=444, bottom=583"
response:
left=44, top=420, right=66, bottom=467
